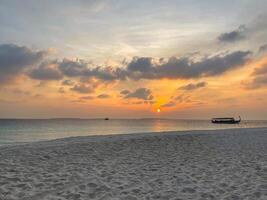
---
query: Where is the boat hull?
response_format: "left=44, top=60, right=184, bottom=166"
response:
left=211, top=116, right=241, bottom=124
left=211, top=121, right=240, bottom=124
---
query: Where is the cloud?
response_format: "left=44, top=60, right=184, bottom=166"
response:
left=218, top=25, right=246, bottom=43
left=80, top=96, right=94, bottom=100
left=120, top=90, right=130, bottom=95
left=246, top=64, right=267, bottom=89
left=178, top=81, right=207, bottom=91
left=0, top=43, right=251, bottom=87
left=248, top=13, right=267, bottom=38
left=252, top=64, right=267, bottom=76
left=173, top=94, right=191, bottom=103
left=70, top=84, right=94, bottom=94
left=124, top=88, right=154, bottom=100
left=0, top=44, right=46, bottom=83
left=55, top=51, right=251, bottom=82
left=163, top=94, right=202, bottom=108
left=33, top=94, right=43, bottom=98
left=58, top=87, right=65, bottom=93
left=97, top=94, right=111, bottom=99
left=127, top=57, right=154, bottom=72
left=62, top=79, right=75, bottom=86
left=131, top=101, right=144, bottom=105
left=125, top=51, right=251, bottom=80
left=11, top=89, right=31, bottom=96
left=247, top=75, right=267, bottom=89
left=58, top=59, right=126, bottom=81
left=161, top=101, right=176, bottom=108
left=0, top=98, right=22, bottom=104
left=161, top=93, right=196, bottom=108
left=259, top=44, right=267, bottom=53
left=58, top=59, right=87, bottom=77
left=28, top=61, right=63, bottom=80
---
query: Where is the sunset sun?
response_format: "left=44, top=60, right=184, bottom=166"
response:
left=157, top=108, right=161, bottom=113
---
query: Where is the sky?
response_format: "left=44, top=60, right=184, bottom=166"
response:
left=1, top=0, right=267, bottom=119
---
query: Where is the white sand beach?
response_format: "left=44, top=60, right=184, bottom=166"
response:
left=0, top=128, right=267, bottom=200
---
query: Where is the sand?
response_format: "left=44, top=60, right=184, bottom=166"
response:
left=0, top=128, right=267, bottom=200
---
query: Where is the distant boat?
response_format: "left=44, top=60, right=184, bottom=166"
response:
left=211, top=116, right=241, bottom=124
left=104, top=118, right=109, bottom=120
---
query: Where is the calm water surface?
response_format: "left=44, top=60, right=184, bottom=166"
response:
left=0, top=119, right=267, bottom=145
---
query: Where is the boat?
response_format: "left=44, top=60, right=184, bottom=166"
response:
left=211, top=116, right=241, bottom=124
left=104, top=117, right=109, bottom=120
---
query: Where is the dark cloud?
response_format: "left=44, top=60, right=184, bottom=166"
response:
left=246, top=64, right=267, bottom=89
left=178, top=81, right=207, bottom=91
left=144, top=100, right=155, bottom=105
left=11, top=89, right=31, bottom=96
left=124, top=88, right=154, bottom=100
left=163, top=94, right=201, bottom=108
left=0, top=44, right=46, bottom=83
left=97, top=94, right=111, bottom=99
left=70, top=84, right=94, bottom=94
left=259, top=44, right=267, bottom=53
left=71, top=99, right=85, bottom=103
left=247, top=75, right=267, bottom=89
left=28, top=61, right=63, bottom=80
left=218, top=25, right=246, bottom=43
left=131, top=101, right=144, bottom=105
left=62, top=79, right=75, bottom=86
left=173, top=94, right=191, bottom=103
left=120, top=90, right=130, bottom=95
left=58, top=59, right=87, bottom=77
left=127, top=57, right=153, bottom=72
left=252, top=64, right=267, bottom=76
left=56, top=51, right=251, bottom=82
left=80, top=96, right=94, bottom=100
left=58, top=59, right=126, bottom=81
left=0, top=43, right=251, bottom=86
left=161, top=101, right=176, bottom=108
left=161, top=93, right=196, bottom=108
left=125, top=51, right=251, bottom=80
left=129, top=100, right=155, bottom=105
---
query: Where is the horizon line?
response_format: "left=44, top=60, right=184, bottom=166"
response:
left=0, top=117, right=266, bottom=121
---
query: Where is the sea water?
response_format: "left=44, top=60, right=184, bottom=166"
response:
left=1, top=118, right=267, bottom=145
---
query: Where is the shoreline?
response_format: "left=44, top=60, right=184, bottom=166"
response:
left=1, top=126, right=267, bottom=149
left=1, top=128, right=267, bottom=199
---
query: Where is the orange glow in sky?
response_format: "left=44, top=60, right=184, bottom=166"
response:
left=1, top=1, right=267, bottom=119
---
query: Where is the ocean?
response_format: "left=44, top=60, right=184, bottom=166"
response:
left=1, top=118, right=267, bottom=145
